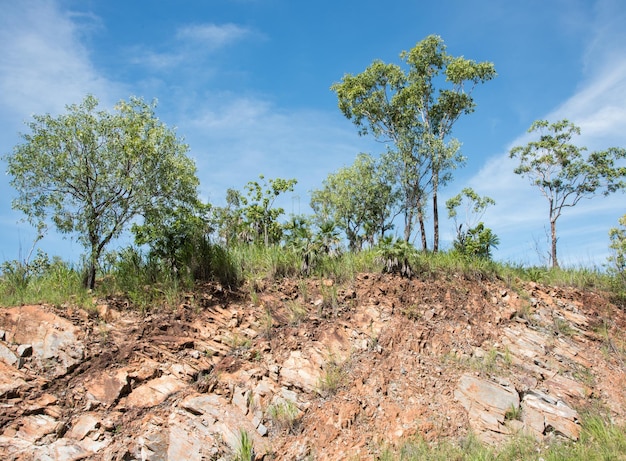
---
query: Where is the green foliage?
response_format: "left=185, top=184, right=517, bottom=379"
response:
left=0, top=256, right=92, bottom=308
left=316, top=358, right=346, bottom=398
left=4, top=95, right=200, bottom=289
left=283, top=215, right=342, bottom=275
left=510, top=119, right=626, bottom=268
left=608, top=214, right=626, bottom=287
left=375, top=236, right=417, bottom=278
left=233, top=428, right=254, bottom=461
left=332, top=35, right=496, bottom=250
left=453, top=223, right=500, bottom=260
left=266, top=400, right=300, bottom=434
left=311, top=153, right=400, bottom=251
left=375, top=412, right=626, bottom=460
left=447, top=187, right=499, bottom=259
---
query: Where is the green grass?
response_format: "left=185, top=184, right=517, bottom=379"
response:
left=266, top=399, right=300, bottom=434
left=233, top=428, right=254, bottom=461
left=0, top=258, right=93, bottom=309
left=376, top=412, right=626, bottom=460
left=0, top=244, right=622, bottom=313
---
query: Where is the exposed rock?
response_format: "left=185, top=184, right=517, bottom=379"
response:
left=66, top=412, right=100, bottom=440
left=0, top=361, right=27, bottom=397
left=0, top=276, right=624, bottom=460
left=522, top=391, right=580, bottom=440
left=454, top=374, right=519, bottom=441
left=279, top=349, right=323, bottom=393
left=84, top=369, right=129, bottom=407
left=0, top=343, right=18, bottom=367
left=0, top=305, right=84, bottom=376
left=122, top=375, right=186, bottom=409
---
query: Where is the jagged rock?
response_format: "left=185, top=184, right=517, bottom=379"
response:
left=122, top=375, right=186, bottom=409
left=85, top=369, right=129, bottom=407
left=12, top=414, right=60, bottom=442
left=522, top=391, right=580, bottom=440
left=454, top=374, right=519, bottom=441
left=0, top=305, right=84, bottom=376
left=173, top=393, right=270, bottom=458
left=66, top=412, right=100, bottom=440
left=280, top=350, right=323, bottom=393
left=0, top=343, right=18, bottom=367
left=16, top=344, right=32, bottom=358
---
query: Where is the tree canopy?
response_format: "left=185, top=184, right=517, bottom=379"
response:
left=331, top=35, right=496, bottom=251
left=510, top=119, right=626, bottom=268
left=310, top=153, right=400, bottom=251
left=5, top=95, right=200, bottom=288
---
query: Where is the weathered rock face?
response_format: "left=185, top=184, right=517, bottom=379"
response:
left=0, top=305, right=84, bottom=377
left=455, top=374, right=520, bottom=442
left=0, top=275, right=624, bottom=460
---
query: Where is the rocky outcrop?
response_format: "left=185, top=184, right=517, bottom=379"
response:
left=0, top=275, right=624, bottom=460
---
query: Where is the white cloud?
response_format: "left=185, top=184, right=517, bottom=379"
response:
left=176, top=23, right=252, bottom=49
left=465, top=1, right=626, bottom=266
left=179, top=93, right=372, bottom=205
left=0, top=1, right=120, bottom=120
left=130, top=23, right=256, bottom=72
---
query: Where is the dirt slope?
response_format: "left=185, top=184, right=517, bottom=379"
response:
left=0, top=272, right=624, bottom=460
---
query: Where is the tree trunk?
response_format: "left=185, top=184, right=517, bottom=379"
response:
left=418, top=204, right=427, bottom=251
left=551, top=218, right=559, bottom=268
left=404, top=205, right=413, bottom=243
left=432, top=180, right=439, bottom=253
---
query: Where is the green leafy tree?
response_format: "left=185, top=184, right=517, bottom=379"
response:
left=243, top=175, right=297, bottom=246
left=311, top=153, right=400, bottom=251
left=510, top=119, right=626, bottom=268
left=132, top=201, right=212, bottom=279
left=5, top=95, right=200, bottom=289
left=446, top=188, right=498, bottom=258
left=331, top=35, right=496, bottom=251
left=213, top=188, right=247, bottom=246
left=608, top=215, right=626, bottom=285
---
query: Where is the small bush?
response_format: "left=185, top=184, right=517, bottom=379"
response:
left=266, top=400, right=300, bottom=433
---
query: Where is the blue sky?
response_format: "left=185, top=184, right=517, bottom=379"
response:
left=1, top=0, right=625, bottom=268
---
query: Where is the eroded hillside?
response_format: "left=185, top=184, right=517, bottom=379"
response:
left=0, top=272, right=625, bottom=460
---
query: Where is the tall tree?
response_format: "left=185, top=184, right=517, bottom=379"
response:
left=510, top=119, right=626, bottom=268
left=331, top=35, right=496, bottom=251
left=5, top=95, right=200, bottom=289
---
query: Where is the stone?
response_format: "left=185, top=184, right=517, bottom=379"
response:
left=66, top=412, right=101, bottom=440
left=521, top=391, right=580, bottom=440
left=0, top=305, right=84, bottom=376
left=15, top=414, right=59, bottom=442
left=85, top=369, right=129, bottom=407
left=280, top=350, right=322, bottom=393
left=0, top=361, right=27, bottom=397
left=123, top=375, right=186, bottom=408
left=232, top=385, right=250, bottom=414
left=0, top=343, right=18, bottom=367
left=17, top=344, right=33, bottom=357
left=454, top=374, right=519, bottom=437
left=175, top=393, right=270, bottom=457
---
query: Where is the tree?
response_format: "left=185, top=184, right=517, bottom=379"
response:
left=446, top=188, right=498, bottom=259
left=608, top=215, right=626, bottom=285
left=310, top=153, right=400, bottom=251
left=510, top=119, right=626, bottom=268
left=331, top=35, right=496, bottom=251
left=132, top=201, right=212, bottom=279
left=5, top=95, right=200, bottom=289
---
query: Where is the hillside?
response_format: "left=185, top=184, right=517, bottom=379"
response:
left=0, top=272, right=625, bottom=460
